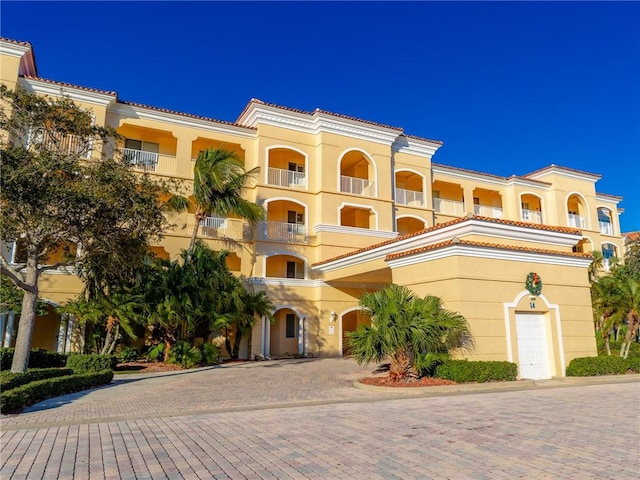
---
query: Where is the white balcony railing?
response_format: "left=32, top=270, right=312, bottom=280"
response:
left=189, top=216, right=248, bottom=241
left=259, top=221, right=308, bottom=243
left=521, top=209, right=544, bottom=224
left=29, top=131, right=91, bottom=158
left=599, top=221, right=613, bottom=235
left=340, top=175, right=375, bottom=197
left=123, top=148, right=177, bottom=176
left=433, top=198, right=465, bottom=216
left=473, top=204, right=504, bottom=219
left=267, top=167, right=307, bottom=189
left=567, top=213, right=588, bottom=229
left=395, top=188, right=424, bottom=207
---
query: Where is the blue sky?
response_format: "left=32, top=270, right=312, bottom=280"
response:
left=3, top=1, right=639, bottom=232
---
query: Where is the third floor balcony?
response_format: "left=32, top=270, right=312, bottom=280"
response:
left=340, top=175, right=375, bottom=197
left=267, top=167, right=307, bottom=189
left=433, top=198, right=465, bottom=216
left=395, top=188, right=424, bottom=207
left=124, top=148, right=178, bottom=176
left=567, top=213, right=588, bottom=229
left=258, top=221, right=308, bottom=244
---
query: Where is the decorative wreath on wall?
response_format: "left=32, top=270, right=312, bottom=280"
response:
left=525, top=272, right=543, bottom=296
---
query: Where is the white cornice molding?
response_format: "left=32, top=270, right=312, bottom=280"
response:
left=313, top=224, right=398, bottom=239
left=386, top=243, right=593, bottom=269
left=526, top=167, right=600, bottom=183
left=313, top=218, right=581, bottom=273
left=110, top=103, right=256, bottom=139
left=393, top=137, right=441, bottom=158
left=0, top=41, right=31, bottom=59
left=595, top=193, right=622, bottom=205
left=239, top=103, right=400, bottom=145
left=432, top=164, right=549, bottom=189
left=18, top=77, right=115, bottom=107
left=247, top=277, right=327, bottom=287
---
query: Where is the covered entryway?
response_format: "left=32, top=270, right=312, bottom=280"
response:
left=515, top=313, right=550, bottom=379
left=340, top=309, right=369, bottom=356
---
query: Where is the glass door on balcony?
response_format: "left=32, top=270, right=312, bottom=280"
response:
left=124, top=139, right=159, bottom=170
left=288, top=163, right=306, bottom=187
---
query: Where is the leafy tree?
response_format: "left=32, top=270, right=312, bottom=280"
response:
left=346, top=284, right=474, bottom=382
left=0, top=85, right=172, bottom=372
left=187, top=147, right=264, bottom=256
left=224, top=289, right=275, bottom=360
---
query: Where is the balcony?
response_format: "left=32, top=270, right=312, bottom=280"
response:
left=189, top=216, right=248, bottom=241
left=473, top=204, right=503, bottom=219
left=340, top=175, right=375, bottom=197
left=259, top=221, right=308, bottom=244
left=267, top=167, right=307, bottom=189
left=599, top=221, right=613, bottom=235
left=567, top=213, right=587, bottom=229
left=521, top=209, right=544, bottom=224
left=123, top=148, right=177, bottom=176
left=395, top=188, right=424, bottom=207
left=433, top=198, right=465, bottom=216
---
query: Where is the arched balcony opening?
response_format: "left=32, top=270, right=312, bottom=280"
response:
left=265, top=254, right=306, bottom=279
left=597, top=207, right=614, bottom=235
left=432, top=181, right=464, bottom=216
left=339, top=150, right=375, bottom=197
left=395, top=171, right=424, bottom=207
left=186, top=196, right=248, bottom=241
left=397, top=216, right=426, bottom=236
left=259, top=199, right=308, bottom=244
left=149, top=246, right=170, bottom=261
left=340, top=205, right=374, bottom=229
left=520, top=193, right=544, bottom=224
left=118, top=124, right=177, bottom=176
left=473, top=188, right=503, bottom=219
left=270, top=308, right=303, bottom=357
left=225, top=252, right=242, bottom=272
left=340, top=309, right=370, bottom=356
left=567, top=194, right=589, bottom=229
left=573, top=238, right=592, bottom=254
left=601, top=243, right=618, bottom=272
left=266, top=147, right=307, bottom=189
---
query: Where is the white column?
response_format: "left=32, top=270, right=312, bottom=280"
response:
left=64, top=314, right=74, bottom=353
left=260, top=316, right=266, bottom=356
left=265, top=317, right=270, bottom=358
left=303, top=317, right=309, bottom=356
left=0, top=313, right=5, bottom=347
left=298, top=316, right=304, bottom=356
left=4, top=311, right=15, bottom=347
left=57, top=313, right=68, bottom=353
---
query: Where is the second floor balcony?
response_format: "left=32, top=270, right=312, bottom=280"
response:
left=258, top=221, right=308, bottom=244
left=599, top=221, right=613, bottom=235
left=189, top=215, right=248, bottom=241
left=473, top=204, right=503, bottom=219
left=340, top=175, right=375, bottom=197
left=521, top=209, right=544, bottom=224
left=123, top=148, right=177, bottom=176
left=433, top=198, right=465, bottom=216
left=395, top=188, right=424, bottom=207
left=567, top=213, right=588, bottom=229
left=267, top=167, right=307, bottom=189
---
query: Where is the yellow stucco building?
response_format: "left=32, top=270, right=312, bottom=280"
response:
left=0, top=38, right=626, bottom=379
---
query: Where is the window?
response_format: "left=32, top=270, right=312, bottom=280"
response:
left=285, top=314, right=297, bottom=338
left=124, top=139, right=159, bottom=168
left=602, top=244, right=616, bottom=259
left=288, top=162, right=304, bottom=173
left=287, top=211, right=304, bottom=224
left=286, top=261, right=304, bottom=279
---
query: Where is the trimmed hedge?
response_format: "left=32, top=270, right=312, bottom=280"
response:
left=435, top=360, right=518, bottom=383
left=0, top=348, right=67, bottom=370
left=566, top=356, right=633, bottom=376
left=627, top=357, right=640, bottom=373
left=0, top=368, right=74, bottom=391
left=0, top=369, right=114, bottom=414
left=66, top=354, right=117, bottom=372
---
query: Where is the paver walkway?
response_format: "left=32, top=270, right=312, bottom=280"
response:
left=1, top=358, right=639, bottom=479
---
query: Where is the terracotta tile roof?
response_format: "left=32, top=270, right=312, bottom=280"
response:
left=624, top=232, right=639, bottom=242
left=524, top=164, right=601, bottom=179
left=402, top=133, right=444, bottom=146
left=386, top=238, right=593, bottom=261
left=118, top=100, right=256, bottom=130
left=0, top=37, right=32, bottom=47
left=432, top=162, right=551, bottom=186
left=313, top=215, right=582, bottom=267
left=22, top=75, right=117, bottom=97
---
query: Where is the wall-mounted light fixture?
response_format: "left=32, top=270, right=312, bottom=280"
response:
left=329, top=311, right=337, bottom=323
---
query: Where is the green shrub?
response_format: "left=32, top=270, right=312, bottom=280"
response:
left=597, top=340, right=640, bottom=358
left=0, top=348, right=67, bottom=370
left=0, top=368, right=74, bottom=391
left=147, top=343, right=165, bottom=362
left=168, top=341, right=202, bottom=368
left=201, top=343, right=220, bottom=366
left=566, top=356, right=630, bottom=376
left=0, top=370, right=113, bottom=414
left=435, top=360, right=518, bottom=383
left=627, top=357, right=640, bottom=373
left=66, top=354, right=116, bottom=372
left=116, top=346, right=139, bottom=364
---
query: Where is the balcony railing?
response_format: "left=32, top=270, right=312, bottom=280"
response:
left=29, top=131, right=91, bottom=158
left=599, top=221, right=613, bottom=235
left=258, top=221, right=308, bottom=243
left=567, top=213, right=588, bottom=229
left=123, top=148, right=177, bottom=176
left=340, top=175, right=375, bottom=197
left=395, top=188, right=424, bottom=207
left=521, top=209, right=544, bottom=224
left=188, top=216, right=248, bottom=241
left=473, top=204, right=503, bottom=219
left=267, top=167, right=307, bottom=189
left=433, top=198, right=465, bottom=216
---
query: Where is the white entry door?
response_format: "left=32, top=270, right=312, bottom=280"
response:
left=515, top=313, right=551, bottom=379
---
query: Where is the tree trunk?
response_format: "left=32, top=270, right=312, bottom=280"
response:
left=187, top=212, right=204, bottom=257
left=10, top=249, right=40, bottom=373
left=389, top=349, right=416, bottom=382
left=224, top=326, right=233, bottom=360
left=621, top=313, right=639, bottom=360
left=107, top=323, right=120, bottom=355
left=164, top=326, right=176, bottom=362
left=604, top=333, right=611, bottom=356
left=232, top=328, right=243, bottom=360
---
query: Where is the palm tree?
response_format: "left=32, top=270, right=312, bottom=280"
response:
left=346, top=284, right=474, bottom=382
left=225, top=289, right=275, bottom=360
left=613, top=277, right=640, bottom=359
left=591, top=275, right=619, bottom=355
left=188, top=147, right=264, bottom=256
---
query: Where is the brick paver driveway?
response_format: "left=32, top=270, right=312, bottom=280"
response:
left=1, top=358, right=639, bottom=479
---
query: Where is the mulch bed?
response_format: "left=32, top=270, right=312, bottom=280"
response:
left=359, top=376, right=457, bottom=387
left=115, top=362, right=185, bottom=374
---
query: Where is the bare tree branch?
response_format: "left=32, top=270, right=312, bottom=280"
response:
left=37, top=261, right=75, bottom=273
left=0, top=263, right=33, bottom=293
